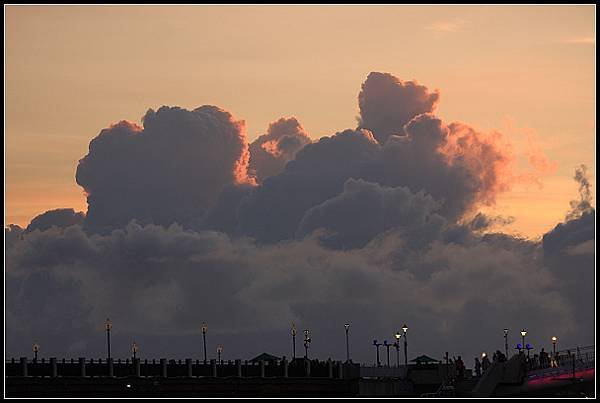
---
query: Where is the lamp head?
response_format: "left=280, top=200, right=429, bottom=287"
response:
left=481, top=352, right=486, bottom=358
left=551, top=336, right=557, bottom=343
left=132, top=342, right=138, bottom=353
left=33, top=343, right=39, bottom=352
left=217, top=345, right=223, bottom=353
left=105, top=318, right=112, bottom=331
left=395, top=332, right=401, bottom=340
left=503, top=328, right=509, bottom=336
left=292, top=323, right=297, bottom=336
left=402, top=324, right=408, bottom=334
left=520, top=329, right=527, bottom=337
left=344, top=323, right=350, bottom=331
left=201, top=323, right=208, bottom=333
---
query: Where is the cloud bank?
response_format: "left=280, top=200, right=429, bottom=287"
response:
left=6, top=72, right=593, bottom=363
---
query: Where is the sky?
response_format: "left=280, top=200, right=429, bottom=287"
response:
left=4, top=5, right=596, bottom=365
left=5, top=5, right=595, bottom=238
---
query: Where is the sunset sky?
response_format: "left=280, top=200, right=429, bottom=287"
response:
left=5, top=5, right=595, bottom=238
left=5, top=5, right=596, bottom=366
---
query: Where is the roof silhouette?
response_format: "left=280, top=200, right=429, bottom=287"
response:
left=410, top=355, right=440, bottom=364
left=250, top=353, right=280, bottom=362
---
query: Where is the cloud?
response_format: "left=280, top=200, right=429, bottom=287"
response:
left=5, top=71, right=594, bottom=363
left=76, top=106, right=254, bottom=233
left=425, top=19, right=470, bottom=33
left=25, top=208, right=85, bottom=234
left=566, top=164, right=593, bottom=221
left=5, top=219, right=583, bottom=362
left=296, top=178, right=445, bottom=249
left=357, top=72, right=439, bottom=144
left=249, top=117, right=312, bottom=182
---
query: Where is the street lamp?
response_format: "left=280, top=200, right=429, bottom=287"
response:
left=383, top=340, right=391, bottom=367
left=33, top=343, right=40, bottom=361
left=291, top=323, right=297, bottom=360
left=105, top=318, right=112, bottom=359
left=303, top=330, right=311, bottom=359
left=520, top=329, right=527, bottom=354
left=132, top=341, right=139, bottom=359
left=394, top=332, right=401, bottom=367
left=201, top=323, right=208, bottom=363
left=373, top=339, right=382, bottom=367
left=344, top=324, right=350, bottom=362
left=551, top=336, right=558, bottom=367
left=217, top=345, right=223, bottom=365
left=503, top=328, right=509, bottom=358
left=402, top=324, right=408, bottom=366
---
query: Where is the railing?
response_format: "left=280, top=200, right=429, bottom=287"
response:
left=525, top=345, right=595, bottom=381
left=5, top=357, right=360, bottom=379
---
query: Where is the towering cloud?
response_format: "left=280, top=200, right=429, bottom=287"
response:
left=249, top=117, right=312, bottom=182
left=358, top=72, right=440, bottom=144
left=76, top=106, right=253, bottom=233
left=7, top=71, right=590, bottom=363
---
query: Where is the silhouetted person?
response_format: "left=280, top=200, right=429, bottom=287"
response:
left=474, top=357, right=482, bottom=377
left=456, top=356, right=465, bottom=380
left=482, top=355, right=491, bottom=372
left=496, top=350, right=506, bottom=363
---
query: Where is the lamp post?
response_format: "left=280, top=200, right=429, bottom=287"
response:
left=292, top=323, right=297, bottom=360
left=520, top=329, right=526, bottom=353
left=394, top=332, right=401, bottom=367
left=201, top=323, right=208, bottom=364
left=132, top=341, right=138, bottom=360
left=383, top=340, right=391, bottom=367
left=551, top=336, right=557, bottom=366
left=344, top=324, right=350, bottom=362
left=303, top=330, right=311, bottom=359
left=105, top=318, right=112, bottom=359
left=33, top=343, right=39, bottom=361
left=503, top=328, right=509, bottom=358
left=373, top=340, right=382, bottom=367
left=217, top=345, right=223, bottom=365
left=402, top=324, right=408, bottom=366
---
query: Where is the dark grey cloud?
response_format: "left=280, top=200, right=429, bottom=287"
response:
left=297, top=178, right=444, bottom=249
left=76, top=106, right=253, bottom=233
left=25, top=208, right=85, bottom=234
left=6, top=72, right=593, bottom=364
left=5, top=220, right=580, bottom=362
left=248, top=117, right=312, bottom=182
left=358, top=72, right=440, bottom=144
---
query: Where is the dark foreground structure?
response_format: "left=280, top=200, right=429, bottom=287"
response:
left=5, top=347, right=595, bottom=397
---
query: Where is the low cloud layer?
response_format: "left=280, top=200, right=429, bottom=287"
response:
left=6, top=72, right=593, bottom=363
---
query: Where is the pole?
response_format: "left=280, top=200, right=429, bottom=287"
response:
left=386, top=344, right=390, bottom=367
left=396, top=343, right=400, bottom=367
left=504, top=333, right=508, bottom=358
left=521, top=335, right=525, bottom=353
left=404, top=335, right=408, bottom=366
left=293, top=333, right=296, bottom=360
left=107, top=328, right=111, bottom=360
left=376, top=344, right=380, bottom=367
left=345, top=328, right=350, bottom=362
left=203, top=332, right=207, bottom=364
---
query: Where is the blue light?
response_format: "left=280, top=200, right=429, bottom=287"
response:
left=516, top=343, right=523, bottom=349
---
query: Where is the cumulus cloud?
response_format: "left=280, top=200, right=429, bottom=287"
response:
left=25, top=208, right=85, bottom=233
left=358, top=72, right=439, bottom=144
left=5, top=71, right=593, bottom=363
left=76, top=106, right=253, bottom=233
left=297, top=178, right=444, bottom=249
left=249, top=117, right=312, bottom=182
